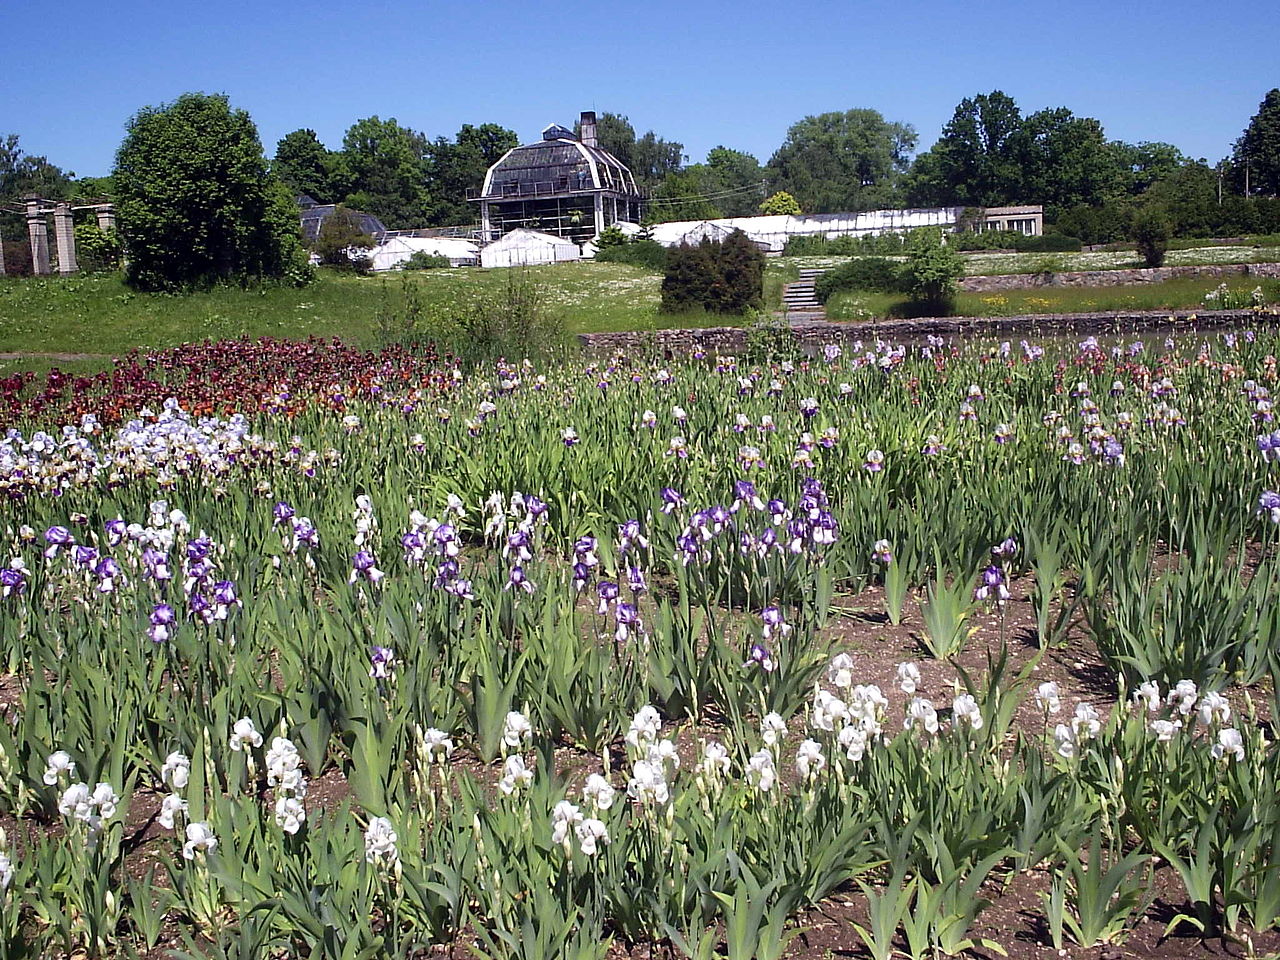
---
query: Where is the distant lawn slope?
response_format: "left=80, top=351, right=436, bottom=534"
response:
left=825, top=275, right=1280, bottom=322
left=0, top=263, right=744, bottom=359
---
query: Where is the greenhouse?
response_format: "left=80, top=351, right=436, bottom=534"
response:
left=470, top=112, right=644, bottom=245
left=478, top=228, right=580, bottom=268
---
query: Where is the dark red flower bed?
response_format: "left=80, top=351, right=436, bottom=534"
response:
left=0, top=337, right=457, bottom=427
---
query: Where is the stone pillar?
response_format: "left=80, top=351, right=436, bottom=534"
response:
left=53, top=203, right=77, bottom=275
left=95, top=205, right=116, bottom=232
left=25, top=201, right=51, bottom=276
left=0, top=228, right=6, bottom=276
left=593, top=193, right=605, bottom=237
left=480, top=200, right=492, bottom=242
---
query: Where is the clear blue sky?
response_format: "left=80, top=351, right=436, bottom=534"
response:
left=2, top=0, right=1275, bottom=178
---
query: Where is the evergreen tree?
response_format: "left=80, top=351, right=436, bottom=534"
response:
left=1234, top=89, right=1280, bottom=196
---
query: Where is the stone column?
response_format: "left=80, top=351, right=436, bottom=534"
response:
left=95, top=205, right=116, bottom=232
left=480, top=200, right=492, bottom=242
left=593, top=193, right=605, bottom=237
left=25, top=200, right=51, bottom=275
left=53, top=202, right=77, bottom=275
left=0, top=228, right=6, bottom=276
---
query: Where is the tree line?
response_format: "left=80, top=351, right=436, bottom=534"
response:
left=2, top=87, right=1278, bottom=288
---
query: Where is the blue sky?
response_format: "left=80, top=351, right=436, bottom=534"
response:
left=2, top=0, right=1275, bottom=178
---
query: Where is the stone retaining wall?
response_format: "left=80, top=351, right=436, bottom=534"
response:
left=579, top=308, right=1272, bottom=354
left=959, top=261, right=1280, bottom=292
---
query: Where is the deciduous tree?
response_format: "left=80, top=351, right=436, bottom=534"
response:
left=341, top=116, right=430, bottom=229
left=113, top=92, right=311, bottom=291
left=766, top=109, right=916, bottom=214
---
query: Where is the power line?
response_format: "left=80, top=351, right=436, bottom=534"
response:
left=643, top=181, right=768, bottom=206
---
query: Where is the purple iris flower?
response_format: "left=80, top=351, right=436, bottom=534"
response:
left=506, top=529, right=532, bottom=562
left=186, top=537, right=213, bottom=562
left=733, top=480, right=764, bottom=512
left=104, top=519, right=127, bottom=545
left=0, top=568, right=26, bottom=598
left=1259, top=491, right=1280, bottom=523
left=505, top=565, right=534, bottom=594
left=571, top=561, right=591, bottom=592
left=370, top=646, right=395, bottom=680
left=975, top=566, right=1010, bottom=604
left=626, top=566, right=647, bottom=595
left=745, top=643, right=775, bottom=672
left=761, top=606, right=791, bottom=641
left=43, top=529, right=74, bottom=560
left=613, top=602, right=640, bottom=643
left=524, top=495, right=549, bottom=518
left=273, top=502, right=296, bottom=526
left=292, top=519, right=319, bottom=548
left=72, top=544, right=99, bottom=569
left=94, top=557, right=123, bottom=592
left=596, top=581, right=620, bottom=615
left=148, top=603, right=176, bottom=643
left=660, top=487, right=685, bottom=515
left=992, top=538, right=1018, bottom=560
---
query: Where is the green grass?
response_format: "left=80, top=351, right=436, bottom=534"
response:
left=775, top=244, right=1280, bottom=280
left=0, top=263, right=750, bottom=358
left=826, top=276, right=1280, bottom=322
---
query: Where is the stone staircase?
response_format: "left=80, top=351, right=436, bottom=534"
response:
left=781, top=268, right=826, bottom=319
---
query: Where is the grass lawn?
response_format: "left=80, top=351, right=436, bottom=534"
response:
left=776, top=244, right=1280, bottom=278
left=0, top=262, right=754, bottom=361
left=825, top=275, right=1280, bottom=321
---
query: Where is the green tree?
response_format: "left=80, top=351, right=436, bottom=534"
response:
left=701, top=146, right=764, bottom=216
left=906, top=91, right=1024, bottom=206
left=72, top=222, right=121, bottom=272
left=274, top=128, right=349, bottom=203
left=900, top=227, right=963, bottom=313
left=425, top=122, right=518, bottom=225
left=341, top=116, right=430, bottom=229
left=312, top=204, right=375, bottom=272
left=1233, top=89, right=1280, bottom=196
left=1107, top=140, right=1188, bottom=195
left=759, top=190, right=802, bottom=215
left=1130, top=205, right=1172, bottom=267
left=716, top=229, right=765, bottom=312
left=647, top=169, right=722, bottom=223
left=1012, top=108, right=1122, bottom=212
left=0, top=134, right=75, bottom=257
left=113, top=92, right=311, bottom=291
left=766, top=109, right=916, bottom=213
left=577, top=113, right=683, bottom=190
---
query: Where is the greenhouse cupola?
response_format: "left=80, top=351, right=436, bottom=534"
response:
left=470, top=111, right=643, bottom=244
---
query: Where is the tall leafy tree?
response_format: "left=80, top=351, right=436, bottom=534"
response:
left=0, top=134, right=74, bottom=200
left=0, top=134, right=75, bottom=272
left=576, top=113, right=684, bottom=190
left=112, top=92, right=310, bottom=291
left=647, top=169, right=722, bottom=223
left=906, top=91, right=1024, bottom=206
left=766, top=109, right=916, bottom=213
left=273, top=129, right=350, bottom=203
left=341, top=116, right=430, bottom=229
left=425, top=123, right=518, bottom=226
left=1233, top=88, right=1280, bottom=196
left=1107, top=140, right=1187, bottom=196
left=1011, top=108, right=1122, bottom=212
left=701, top=147, right=765, bottom=216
